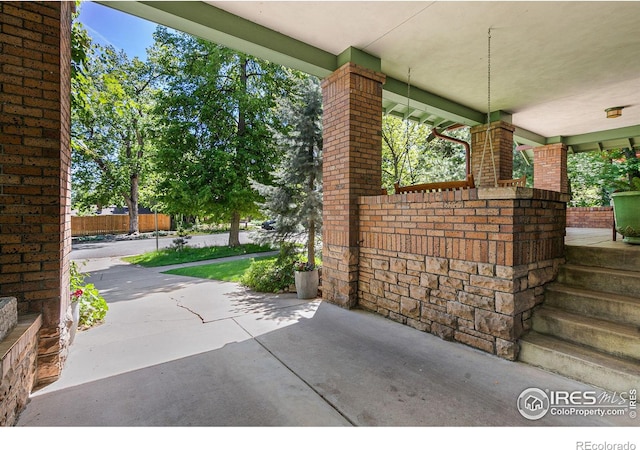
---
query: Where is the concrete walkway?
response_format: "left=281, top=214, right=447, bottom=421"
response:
left=17, top=239, right=638, bottom=427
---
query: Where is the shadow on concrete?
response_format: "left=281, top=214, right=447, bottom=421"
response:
left=17, top=301, right=636, bottom=427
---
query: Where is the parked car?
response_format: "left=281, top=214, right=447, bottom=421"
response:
left=261, top=219, right=276, bottom=230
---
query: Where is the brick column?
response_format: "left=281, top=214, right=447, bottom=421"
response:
left=321, top=62, right=385, bottom=308
left=533, top=143, right=569, bottom=194
left=470, top=121, right=515, bottom=187
left=0, top=1, right=73, bottom=386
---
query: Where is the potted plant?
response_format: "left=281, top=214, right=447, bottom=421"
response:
left=605, top=148, right=640, bottom=244
left=294, top=260, right=319, bottom=299
left=70, top=288, right=82, bottom=344
left=69, top=261, right=109, bottom=341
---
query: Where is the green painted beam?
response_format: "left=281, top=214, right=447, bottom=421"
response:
left=489, top=110, right=512, bottom=123
left=513, top=126, right=547, bottom=147
left=383, top=77, right=485, bottom=126
left=99, top=1, right=338, bottom=77
left=558, top=125, right=640, bottom=147
left=337, top=47, right=381, bottom=73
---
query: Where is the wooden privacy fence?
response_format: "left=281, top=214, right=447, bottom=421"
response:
left=71, top=214, right=171, bottom=236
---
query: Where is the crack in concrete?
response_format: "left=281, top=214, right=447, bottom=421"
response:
left=172, top=298, right=205, bottom=323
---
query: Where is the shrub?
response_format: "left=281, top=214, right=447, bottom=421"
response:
left=70, top=261, right=109, bottom=328
left=169, top=228, right=192, bottom=251
left=241, top=242, right=298, bottom=293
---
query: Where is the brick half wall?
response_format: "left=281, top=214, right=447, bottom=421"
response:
left=357, top=187, right=568, bottom=360
left=566, top=207, right=613, bottom=229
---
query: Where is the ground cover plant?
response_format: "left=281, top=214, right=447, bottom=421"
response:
left=123, top=243, right=273, bottom=267
left=163, top=255, right=276, bottom=282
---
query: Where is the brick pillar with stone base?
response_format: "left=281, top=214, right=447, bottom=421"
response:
left=470, top=121, right=515, bottom=187
left=533, top=143, right=569, bottom=194
left=321, top=62, right=385, bottom=308
left=0, top=1, right=73, bottom=387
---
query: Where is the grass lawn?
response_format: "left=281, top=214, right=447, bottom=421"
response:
left=122, top=243, right=273, bottom=268
left=163, top=255, right=276, bottom=282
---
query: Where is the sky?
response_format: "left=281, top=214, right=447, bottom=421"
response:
left=78, top=1, right=158, bottom=60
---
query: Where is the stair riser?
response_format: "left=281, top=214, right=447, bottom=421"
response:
left=566, top=246, right=640, bottom=272
left=558, top=268, right=640, bottom=297
left=519, top=341, right=639, bottom=393
left=533, top=315, right=640, bottom=360
left=544, top=291, right=640, bottom=327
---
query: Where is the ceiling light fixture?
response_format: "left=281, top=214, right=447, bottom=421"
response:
left=605, top=106, right=624, bottom=119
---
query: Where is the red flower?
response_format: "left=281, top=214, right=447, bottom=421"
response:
left=71, top=289, right=83, bottom=299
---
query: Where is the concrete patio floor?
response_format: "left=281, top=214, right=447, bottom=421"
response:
left=565, top=226, right=628, bottom=248
left=16, top=229, right=638, bottom=431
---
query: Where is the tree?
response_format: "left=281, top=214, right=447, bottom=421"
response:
left=72, top=46, right=158, bottom=233
left=71, top=2, right=91, bottom=111
left=256, top=76, right=323, bottom=264
left=382, top=116, right=468, bottom=191
left=512, top=146, right=533, bottom=187
left=567, top=151, right=608, bottom=206
left=151, top=28, right=294, bottom=246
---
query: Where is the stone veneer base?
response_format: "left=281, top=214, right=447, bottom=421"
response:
left=357, top=187, right=567, bottom=360
left=0, top=314, right=42, bottom=426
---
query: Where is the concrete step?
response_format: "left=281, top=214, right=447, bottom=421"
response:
left=532, top=307, right=640, bottom=361
left=545, top=283, right=640, bottom=327
left=557, top=264, right=640, bottom=298
left=519, top=331, right=640, bottom=393
left=566, top=245, right=640, bottom=272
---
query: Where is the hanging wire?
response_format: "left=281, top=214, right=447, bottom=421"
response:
left=478, top=28, right=498, bottom=187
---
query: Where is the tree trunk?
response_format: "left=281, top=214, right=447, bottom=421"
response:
left=226, top=57, right=247, bottom=249
left=126, top=173, right=139, bottom=234
left=307, top=219, right=315, bottom=265
left=229, top=210, right=241, bottom=247
left=307, top=143, right=316, bottom=264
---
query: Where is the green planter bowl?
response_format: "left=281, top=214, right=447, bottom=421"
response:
left=611, top=190, right=640, bottom=244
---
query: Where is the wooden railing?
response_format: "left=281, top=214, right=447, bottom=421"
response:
left=497, top=175, right=527, bottom=187
left=394, top=173, right=475, bottom=194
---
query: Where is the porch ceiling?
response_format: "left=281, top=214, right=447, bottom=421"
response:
left=100, top=1, right=640, bottom=152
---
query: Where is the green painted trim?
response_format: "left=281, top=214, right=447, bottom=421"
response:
left=337, top=47, right=381, bottom=72
left=513, top=126, right=547, bottom=147
left=489, top=111, right=512, bottom=123
left=546, top=136, right=565, bottom=145
left=560, top=125, right=640, bottom=147
left=384, top=77, right=485, bottom=126
left=99, top=1, right=337, bottom=77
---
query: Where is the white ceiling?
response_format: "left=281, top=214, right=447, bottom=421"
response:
left=208, top=1, right=640, bottom=139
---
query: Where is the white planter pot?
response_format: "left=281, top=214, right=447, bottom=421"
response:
left=294, top=270, right=319, bottom=299
left=70, top=301, right=80, bottom=344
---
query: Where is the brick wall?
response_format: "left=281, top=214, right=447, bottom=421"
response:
left=358, top=187, right=567, bottom=359
left=0, top=1, right=73, bottom=386
left=321, top=62, right=385, bottom=308
left=533, top=143, right=569, bottom=194
left=470, top=121, right=515, bottom=187
left=567, top=207, right=614, bottom=229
